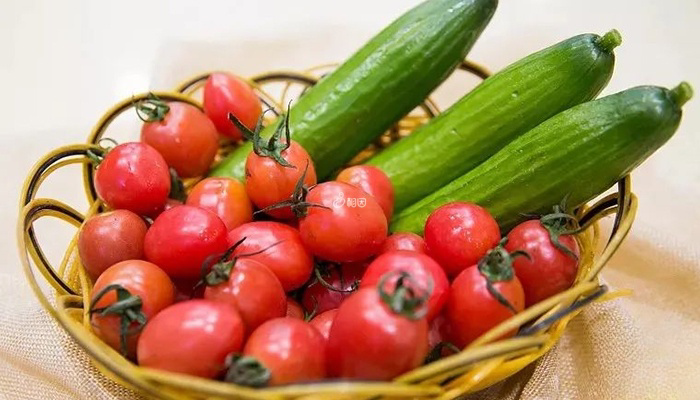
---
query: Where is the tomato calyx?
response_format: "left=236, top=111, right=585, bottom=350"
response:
left=223, top=354, right=271, bottom=388
left=477, top=240, right=529, bottom=314
left=424, top=341, right=460, bottom=364
left=254, top=162, right=329, bottom=218
left=168, top=168, right=186, bottom=202
left=228, top=103, right=295, bottom=168
left=197, top=237, right=284, bottom=287
left=539, top=204, right=580, bottom=261
left=89, top=284, right=147, bottom=356
left=313, top=261, right=359, bottom=294
left=86, top=138, right=119, bottom=166
left=378, top=271, right=431, bottom=320
left=134, top=93, right=170, bottom=123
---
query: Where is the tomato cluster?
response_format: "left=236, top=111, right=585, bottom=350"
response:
left=80, top=73, right=580, bottom=386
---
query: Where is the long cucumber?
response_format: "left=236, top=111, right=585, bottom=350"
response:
left=367, top=30, right=621, bottom=210
left=391, top=83, right=693, bottom=233
left=210, top=0, right=498, bottom=180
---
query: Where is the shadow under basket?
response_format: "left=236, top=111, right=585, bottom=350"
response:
left=17, top=60, right=637, bottom=400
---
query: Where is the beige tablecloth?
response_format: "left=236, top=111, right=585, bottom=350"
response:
left=2, top=1, right=699, bottom=399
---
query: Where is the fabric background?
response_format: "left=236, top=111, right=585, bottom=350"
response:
left=2, top=1, right=699, bottom=399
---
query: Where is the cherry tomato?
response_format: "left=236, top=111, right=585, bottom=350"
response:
left=94, top=142, right=170, bottom=216
left=299, top=182, right=387, bottom=262
left=186, top=177, right=253, bottom=231
left=140, top=102, right=219, bottom=178
left=336, top=165, right=394, bottom=220
left=380, top=232, right=427, bottom=254
left=301, top=261, right=366, bottom=315
left=326, top=277, right=429, bottom=380
left=144, top=205, right=229, bottom=280
left=445, top=246, right=525, bottom=348
left=309, top=309, right=337, bottom=341
left=78, top=210, right=147, bottom=281
left=227, top=221, right=313, bottom=291
left=286, top=298, right=304, bottom=319
left=204, top=258, right=286, bottom=334
left=242, top=318, right=326, bottom=385
left=424, top=202, right=501, bottom=277
left=203, top=72, right=262, bottom=140
left=505, top=219, right=580, bottom=306
left=137, top=299, right=245, bottom=378
left=90, top=260, right=174, bottom=358
left=361, top=251, right=448, bottom=321
left=245, top=141, right=317, bottom=219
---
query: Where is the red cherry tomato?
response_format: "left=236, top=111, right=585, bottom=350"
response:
left=309, top=309, right=337, bottom=341
left=203, top=72, right=262, bottom=140
left=186, top=177, right=253, bottom=231
left=90, top=260, right=174, bottom=358
left=360, top=251, right=448, bottom=321
left=380, top=232, right=427, bottom=254
left=242, top=318, right=326, bottom=385
left=137, top=299, right=245, bottom=378
left=299, top=182, right=387, bottom=262
left=301, top=261, right=366, bottom=315
left=505, top=219, right=580, bottom=306
left=78, top=210, right=147, bottom=281
left=144, top=205, right=229, bottom=280
left=336, top=165, right=394, bottom=220
left=286, top=298, right=305, bottom=319
left=204, top=258, right=286, bottom=333
left=445, top=246, right=525, bottom=348
left=326, top=277, right=429, bottom=380
left=424, top=314, right=458, bottom=362
left=140, top=102, right=219, bottom=178
left=424, top=202, right=501, bottom=277
left=245, top=141, right=317, bottom=219
left=227, top=222, right=313, bottom=291
left=94, top=142, right=170, bottom=216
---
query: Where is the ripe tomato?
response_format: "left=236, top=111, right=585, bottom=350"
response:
left=78, top=210, right=147, bottom=281
left=299, top=182, right=387, bottom=262
left=203, top=258, right=286, bottom=334
left=445, top=246, right=525, bottom=348
left=309, top=309, right=337, bottom=341
left=424, top=202, right=501, bottom=277
left=140, top=102, right=219, bottom=178
left=360, top=251, right=448, bottom=321
left=227, top=222, right=313, bottom=291
left=137, top=299, right=245, bottom=378
left=186, top=177, right=253, bottom=231
left=286, top=298, right=304, bottom=319
left=425, top=314, right=458, bottom=363
left=336, top=165, right=394, bottom=220
left=326, top=274, right=429, bottom=380
left=301, top=261, right=366, bottom=315
left=144, top=205, right=229, bottom=280
left=380, top=232, right=427, bottom=254
left=94, top=142, right=170, bottom=216
left=505, top=219, right=580, bottom=306
left=246, top=141, right=317, bottom=219
left=90, top=260, right=174, bottom=358
left=241, top=318, right=326, bottom=385
left=203, top=72, right=261, bottom=140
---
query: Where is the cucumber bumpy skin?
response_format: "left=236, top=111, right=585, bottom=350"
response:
left=367, top=30, right=622, bottom=211
left=391, top=82, right=693, bottom=234
left=209, top=0, right=498, bottom=181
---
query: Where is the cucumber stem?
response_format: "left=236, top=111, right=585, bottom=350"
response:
left=596, top=29, right=622, bottom=52
left=670, top=81, right=694, bottom=106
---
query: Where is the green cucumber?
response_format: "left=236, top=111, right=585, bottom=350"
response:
left=210, top=0, right=498, bottom=180
left=367, top=30, right=621, bottom=211
left=391, top=82, right=693, bottom=233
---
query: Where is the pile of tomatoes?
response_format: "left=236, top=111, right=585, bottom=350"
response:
left=80, top=71, right=580, bottom=386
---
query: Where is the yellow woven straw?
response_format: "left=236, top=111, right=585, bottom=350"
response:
left=16, top=61, right=636, bottom=399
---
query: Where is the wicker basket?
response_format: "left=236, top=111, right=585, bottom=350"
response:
left=16, top=61, right=637, bottom=400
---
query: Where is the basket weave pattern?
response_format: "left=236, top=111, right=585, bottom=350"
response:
left=16, top=61, right=637, bottom=400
